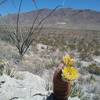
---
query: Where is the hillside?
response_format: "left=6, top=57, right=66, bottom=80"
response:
left=0, top=8, right=100, bottom=30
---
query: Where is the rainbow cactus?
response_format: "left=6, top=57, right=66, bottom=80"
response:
left=53, top=55, right=80, bottom=100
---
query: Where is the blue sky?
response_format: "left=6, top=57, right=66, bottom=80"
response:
left=0, top=0, right=100, bottom=15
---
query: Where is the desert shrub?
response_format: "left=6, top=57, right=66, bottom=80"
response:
left=0, top=60, right=4, bottom=75
left=0, top=32, right=11, bottom=43
left=71, top=83, right=84, bottom=98
left=77, top=39, right=92, bottom=61
left=4, top=67, right=16, bottom=77
left=87, top=63, right=100, bottom=75
left=79, top=67, right=88, bottom=75
left=94, top=50, right=100, bottom=55
left=45, top=59, right=57, bottom=69
left=39, top=34, right=67, bottom=51
left=77, top=36, right=100, bottom=61
left=92, top=94, right=100, bottom=100
left=0, top=59, right=16, bottom=77
left=76, top=61, right=82, bottom=68
left=81, top=94, right=100, bottom=100
left=81, top=96, right=90, bottom=100
left=89, top=75, right=96, bottom=82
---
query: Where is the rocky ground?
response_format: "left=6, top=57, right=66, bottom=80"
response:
left=0, top=41, right=100, bottom=100
left=0, top=71, right=81, bottom=100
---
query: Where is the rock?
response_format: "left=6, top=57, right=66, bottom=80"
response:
left=68, top=97, right=80, bottom=100
left=93, top=56, right=100, bottom=63
left=0, top=71, right=47, bottom=100
left=36, top=43, right=48, bottom=52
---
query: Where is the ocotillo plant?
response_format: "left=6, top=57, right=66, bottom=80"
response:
left=9, top=0, right=61, bottom=58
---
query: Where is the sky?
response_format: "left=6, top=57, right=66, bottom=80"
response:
left=0, top=0, right=100, bottom=15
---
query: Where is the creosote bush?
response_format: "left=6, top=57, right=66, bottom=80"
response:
left=77, top=36, right=100, bottom=61
left=87, top=63, right=100, bottom=75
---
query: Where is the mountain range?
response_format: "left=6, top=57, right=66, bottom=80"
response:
left=0, top=8, right=100, bottom=30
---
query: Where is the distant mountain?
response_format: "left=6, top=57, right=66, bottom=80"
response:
left=0, top=8, right=100, bottom=30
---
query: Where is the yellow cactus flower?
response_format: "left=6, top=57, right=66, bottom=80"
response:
left=63, top=55, right=75, bottom=67
left=62, top=67, right=79, bottom=81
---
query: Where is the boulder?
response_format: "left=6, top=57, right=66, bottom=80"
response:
left=0, top=71, right=47, bottom=100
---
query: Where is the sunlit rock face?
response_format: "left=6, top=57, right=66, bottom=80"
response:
left=0, top=71, right=47, bottom=100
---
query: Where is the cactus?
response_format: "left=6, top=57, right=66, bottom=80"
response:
left=53, top=55, right=79, bottom=100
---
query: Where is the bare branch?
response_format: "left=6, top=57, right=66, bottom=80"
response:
left=0, top=0, right=7, bottom=5
left=16, top=0, right=23, bottom=35
left=20, top=0, right=40, bottom=52
left=32, top=0, right=38, bottom=9
left=37, top=5, right=61, bottom=28
left=22, top=5, right=61, bottom=56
